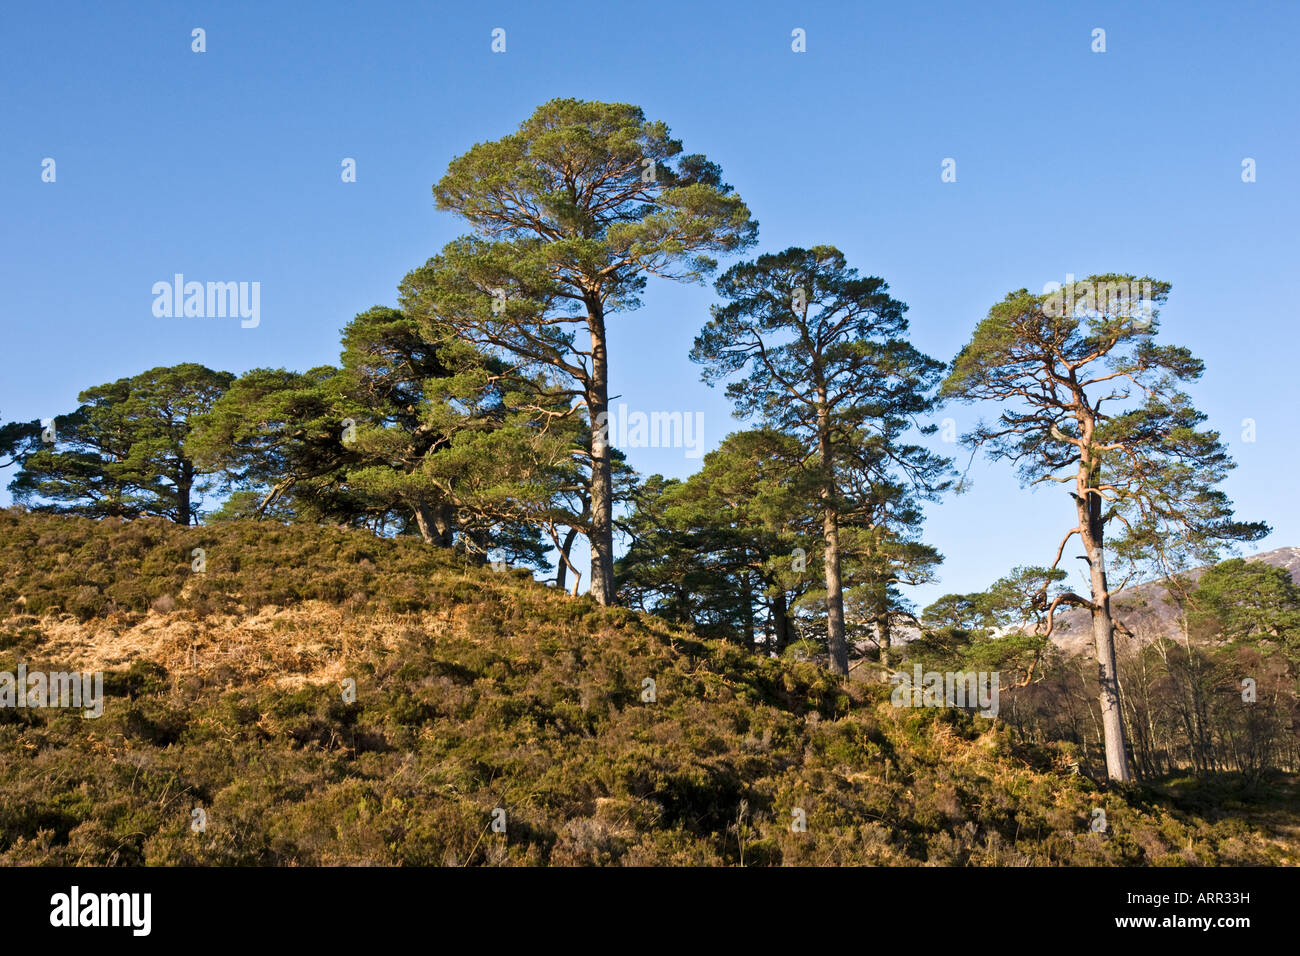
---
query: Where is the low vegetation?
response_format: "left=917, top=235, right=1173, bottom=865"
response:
left=2, top=510, right=1294, bottom=866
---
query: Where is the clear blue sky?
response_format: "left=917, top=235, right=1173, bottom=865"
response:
left=2, top=0, right=1296, bottom=606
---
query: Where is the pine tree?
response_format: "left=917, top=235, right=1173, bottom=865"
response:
left=5, top=364, right=232, bottom=523
left=692, top=246, right=949, bottom=674
left=940, top=274, right=1268, bottom=780
left=400, top=98, right=757, bottom=604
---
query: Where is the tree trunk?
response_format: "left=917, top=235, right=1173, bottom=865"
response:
left=555, top=526, right=579, bottom=592
left=432, top=502, right=454, bottom=547
left=587, top=302, right=616, bottom=606
left=772, top=590, right=794, bottom=655
left=817, top=402, right=848, bottom=676
left=177, top=459, right=194, bottom=525
left=255, top=477, right=295, bottom=517
left=822, top=514, right=848, bottom=675
left=413, top=501, right=452, bottom=547
left=413, top=505, right=433, bottom=544
left=743, top=570, right=756, bottom=650
left=1079, top=471, right=1132, bottom=782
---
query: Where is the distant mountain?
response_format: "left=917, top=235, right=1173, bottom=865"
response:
left=1046, top=547, right=1300, bottom=656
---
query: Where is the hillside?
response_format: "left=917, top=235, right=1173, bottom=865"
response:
left=0, top=509, right=1295, bottom=866
left=1047, top=547, right=1300, bottom=656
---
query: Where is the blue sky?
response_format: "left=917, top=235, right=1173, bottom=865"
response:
left=2, top=0, right=1296, bottom=606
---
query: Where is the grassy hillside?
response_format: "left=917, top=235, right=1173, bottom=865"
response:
left=0, top=509, right=1295, bottom=866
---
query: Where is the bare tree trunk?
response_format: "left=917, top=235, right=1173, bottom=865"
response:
left=588, top=303, right=616, bottom=606
left=255, top=477, right=295, bottom=517
left=555, top=527, right=579, bottom=593
left=743, top=570, right=756, bottom=650
left=1080, top=477, right=1132, bottom=782
left=877, top=614, right=893, bottom=670
left=772, top=590, right=794, bottom=655
left=816, top=402, right=848, bottom=676
left=412, top=506, right=434, bottom=544
left=822, top=513, right=848, bottom=675
left=432, top=502, right=453, bottom=547
left=177, top=459, right=194, bottom=525
left=413, top=502, right=453, bottom=547
left=413, top=506, right=431, bottom=543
